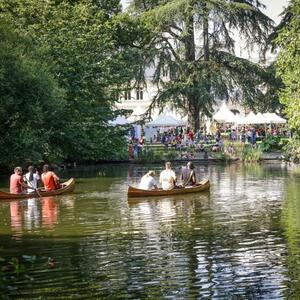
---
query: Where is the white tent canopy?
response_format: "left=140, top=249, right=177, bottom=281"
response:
left=263, top=113, right=287, bottom=124
left=109, top=116, right=130, bottom=126
left=237, top=112, right=287, bottom=124
left=213, top=102, right=236, bottom=123
left=238, top=112, right=267, bottom=124
left=231, top=113, right=245, bottom=124
left=252, top=112, right=268, bottom=124
left=145, top=114, right=185, bottom=127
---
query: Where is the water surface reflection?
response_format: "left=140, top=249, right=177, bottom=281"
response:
left=0, top=163, right=298, bottom=298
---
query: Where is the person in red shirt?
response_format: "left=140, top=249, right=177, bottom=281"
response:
left=188, top=130, right=194, bottom=141
left=41, top=164, right=60, bottom=191
left=10, top=166, right=30, bottom=194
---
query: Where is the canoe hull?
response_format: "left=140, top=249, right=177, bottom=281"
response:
left=128, top=179, right=210, bottom=197
left=0, top=178, right=75, bottom=200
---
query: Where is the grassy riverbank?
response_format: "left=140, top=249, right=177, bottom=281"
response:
left=134, top=140, right=285, bottom=164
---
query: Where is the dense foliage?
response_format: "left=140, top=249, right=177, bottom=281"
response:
left=276, top=0, right=300, bottom=161
left=0, top=0, right=296, bottom=169
left=0, top=0, right=141, bottom=169
left=0, top=20, right=66, bottom=168
left=129, top=0, right=280, bottom=130
left=276, top=0, right=300, bottom=132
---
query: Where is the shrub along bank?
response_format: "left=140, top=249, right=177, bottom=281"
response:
left=133, top=139, right=287, bottom=164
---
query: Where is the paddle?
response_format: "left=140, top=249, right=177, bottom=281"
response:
left=35, top=188, right=42, bottom=198
left=24, top=175, right=42, bottom=199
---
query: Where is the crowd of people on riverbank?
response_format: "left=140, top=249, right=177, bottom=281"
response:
left=9, top=164, right=60, bottom=195
left=127, top=123, right=289, bottom=159
left=152, top=124, right=288, bottom=148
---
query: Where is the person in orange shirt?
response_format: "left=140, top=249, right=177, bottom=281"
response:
left=10, top=166, right=30, bottom=194
left=41, top=164, right=60, bottom=191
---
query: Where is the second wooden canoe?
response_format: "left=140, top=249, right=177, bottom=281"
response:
left=0, top=178, right=75, bottom=200
left=128, top=179, right=210, bottom=197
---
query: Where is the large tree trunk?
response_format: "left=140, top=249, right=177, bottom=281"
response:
left=184, top=11, right=200, bottom=131
left=188, top=98, right=200, bottom=131
left=203, top=3, right=209, bottom=62
left=202, top=2, right=211, bottom=130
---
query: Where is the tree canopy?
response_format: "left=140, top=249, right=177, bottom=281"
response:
left=0, top=0, right=142, bottom=169
left=276, top=0, right=300, bottom=132
left=0, top=19, right=66, bottom=167
left=129, top=0, right=280, bottom=129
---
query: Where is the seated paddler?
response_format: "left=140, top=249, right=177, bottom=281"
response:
left=41, top=164, right=60, bottom=191
left=10, top=166, right=31, bottom=194
left=139, top=170, right=158, bottom=190
left=159, top=162, right=177, bottom=190
left=181, top=162, right=196, bottom=187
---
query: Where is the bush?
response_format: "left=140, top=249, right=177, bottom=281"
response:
left=260, top=136, right=286, bottom=152
left=211, top=151, right=231, bottom=161
left=242, top=146, right=263, bottom=163
left=283, top=139, right=300, bottom=162
left=163, top=150, right=179, bottom=161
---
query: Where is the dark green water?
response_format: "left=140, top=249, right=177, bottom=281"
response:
left=1, top=162, right=300, bottom=299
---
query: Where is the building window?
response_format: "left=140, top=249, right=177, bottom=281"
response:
left=124, top=91, right=131, bottom=101
left=136, top=87, right=143, bottom=100
left=162, top=67, right=168, bottom=77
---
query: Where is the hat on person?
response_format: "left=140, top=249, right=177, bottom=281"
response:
left=148, top=170, right=156, bottom=177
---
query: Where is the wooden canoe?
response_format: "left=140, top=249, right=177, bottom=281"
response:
left=0, top=178, right=75, bottom=200
left=128, top=179, right=210, bottom=197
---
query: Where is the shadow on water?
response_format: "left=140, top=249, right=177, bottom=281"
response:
left=0, top=162, right=299, bottom=298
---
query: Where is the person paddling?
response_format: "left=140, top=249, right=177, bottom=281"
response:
left=139, top=170, right=158, bottom=190
left=41, top=164, right=60, bottom=191
left=159, top=162, right=177, bottom=190
left=10, top=167, right=31, bottom=194
left=24, top=165, right=40, bottom=193
left=181, top=162, right=196, bottom=187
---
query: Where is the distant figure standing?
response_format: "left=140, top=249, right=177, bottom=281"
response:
left=139, top=170, right=158, bottom=190
left=24, top=165, right=40, bottom=193
left=128, top=142, right=134, bottom=159
left=181, top=162, right=196, bottom=187
left=10, top=167, right=30, bottom=194
left=159, top=162, right=177, bottom=190
left=251, top=127, right=257, bottom=145
left=41, top=164, right=60, bottom=191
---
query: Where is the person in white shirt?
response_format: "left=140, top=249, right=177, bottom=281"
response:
left=159, top=162, right=177, bottom=190
left=24, top=165, right=40, bottom=193
left=139, top=170, right=158, bottom=190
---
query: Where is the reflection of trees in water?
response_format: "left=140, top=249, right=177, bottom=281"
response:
left=124, top=163, right=288, bottom=298
left=281, top=180, right=300, bottom=298
left=0, top=163, right=296, bottom=298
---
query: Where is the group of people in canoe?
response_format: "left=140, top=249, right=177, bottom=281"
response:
left=10, top=164, right=60, bottom=194
left=139, top=161, right=197, bottom=191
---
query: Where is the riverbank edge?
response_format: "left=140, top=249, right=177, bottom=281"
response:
left=0, top=152, right=284, bottom=176
left=100, top=153, right=284, bottom=165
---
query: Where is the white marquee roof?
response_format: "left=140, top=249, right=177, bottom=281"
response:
left=146, top=114, right=185, bottom=127
left=263, top=113, right=287, bottom=124
left=109, top=116, right=130, bottom=126
left=213, top=102, right=236, bottom=123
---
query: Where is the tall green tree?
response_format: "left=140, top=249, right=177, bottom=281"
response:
left=0, top=19, right=66, bottom=169
left=276, top=0, right=300, bottom=132
left=130, top=0, right=277, bottom=130
left=0, top=0, right=142, bottom=162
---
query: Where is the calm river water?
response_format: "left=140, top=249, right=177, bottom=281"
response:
left=1, top=162, right=300, bottom=299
